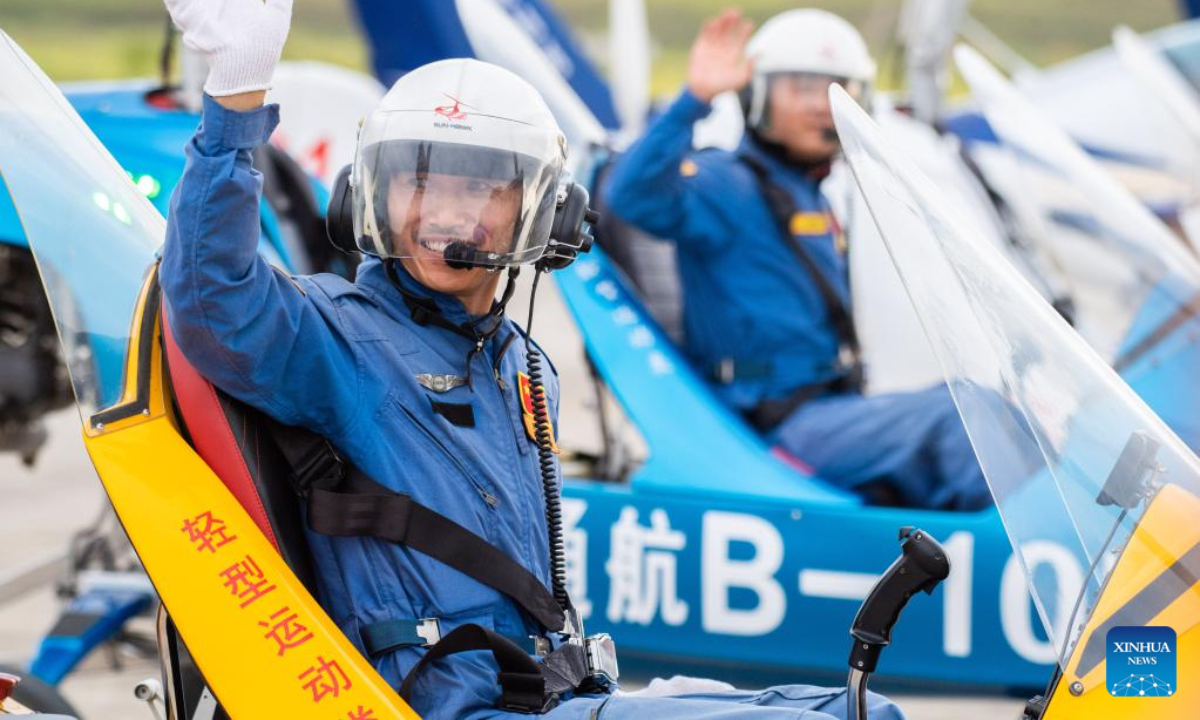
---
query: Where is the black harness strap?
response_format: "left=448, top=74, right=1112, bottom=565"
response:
left=738, top=153, right=863, bottom=392
left=741, top=374, right=856, bottom=433
left=263, top=421, right=567, bottom=633
left=396, top=624, right=589, bottom=712
left=397, top=624, right=551, bottom=713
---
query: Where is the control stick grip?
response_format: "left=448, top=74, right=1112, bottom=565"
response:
left=848, top=527, right=950, bottom=673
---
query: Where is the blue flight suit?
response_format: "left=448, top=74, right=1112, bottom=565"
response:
left=604, top=89, right=989, bottom=510
left=160, top=96, right=905, bottom=719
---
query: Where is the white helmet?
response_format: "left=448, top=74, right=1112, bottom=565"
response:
left=351, top=58, right=568, bottom=267
left=742, top=9, right=876, bottom=130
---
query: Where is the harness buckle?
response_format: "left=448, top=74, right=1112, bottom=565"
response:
left=717, top=358, right=735, bottom=385
left=530, top=635, right=552, bottom=657
left=584, top=633, right=620, bottom=688
left=560, top=607, right=620, bottom=690
left=415, top=618, right=442, bottom=646
left=837, top=345, right=857, bottom=371
left=835, top=346, right=866, bottom=393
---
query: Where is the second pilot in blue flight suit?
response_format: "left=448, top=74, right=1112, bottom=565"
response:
left=605, top=8, right=990, bottom=510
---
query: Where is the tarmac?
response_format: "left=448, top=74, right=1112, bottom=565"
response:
left=0, top=276, right=1027, bottom=718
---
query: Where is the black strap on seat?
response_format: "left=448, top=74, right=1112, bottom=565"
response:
left=397, top=624, right=552, bottom=713
left=396, top=623, right=588, bottom=710
left=263, top=421, right=567, bottom=634
left=738, top=153, right=863, bottom=394
left=741, top=373, right=857, bottom=433
left=705, top=357, right=774, bottom=384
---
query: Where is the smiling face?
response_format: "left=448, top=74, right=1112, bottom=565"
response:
left=387, top=171, right=523, bottom=309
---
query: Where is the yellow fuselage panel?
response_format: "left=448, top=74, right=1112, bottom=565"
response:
left=1046, top=484, right=1200, bottom=719
left=83, top=414, right=417, bottom=718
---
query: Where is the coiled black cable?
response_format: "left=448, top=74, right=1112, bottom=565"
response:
left=524, top=269, right=571, bottom=612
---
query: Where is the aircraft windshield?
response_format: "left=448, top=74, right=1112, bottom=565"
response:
left=1114, top=26, right=1200, bottom=152
left=832, top=81, right=1200, bottom=673
left=957, top=45, right=1200, bottom=375
left=0, top=32, right=162, bottom=425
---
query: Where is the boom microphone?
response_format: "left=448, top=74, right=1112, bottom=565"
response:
left=443, top=242, right=504, bottom=270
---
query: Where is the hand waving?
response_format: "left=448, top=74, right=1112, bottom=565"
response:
left=686, top=9, right=755, bottom=103
left=165, top=0, right=293, bottom=98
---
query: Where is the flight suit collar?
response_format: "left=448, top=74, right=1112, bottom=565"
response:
left=739, top=134, right=833, bottom=182
left=355, top=257, right=502, bottom=334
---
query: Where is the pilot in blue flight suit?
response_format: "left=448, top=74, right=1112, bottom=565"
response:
left=604, top=8, right=990, bottom=511
left=159, top=0, right=905, bottom=717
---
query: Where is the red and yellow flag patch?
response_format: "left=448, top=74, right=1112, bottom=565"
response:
left=517, top=372, right=561, bottom=454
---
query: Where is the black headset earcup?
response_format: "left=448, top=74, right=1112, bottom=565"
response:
left=325, top=164, right=359, bottom=255
left=541, top=182, right=597, bottom=271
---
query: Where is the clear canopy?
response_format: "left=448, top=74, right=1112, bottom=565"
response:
left=0, top=32, right=162, bottom=423
left=832, top=80, right=1200, bottom=671
left=1113, top=25, right=1200, bottom=156
left=957, top=45, right=1200, bottom=372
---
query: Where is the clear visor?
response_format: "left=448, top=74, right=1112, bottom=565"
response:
left=352, top=111, right=563, bottom=267
left=770, top=72, right=868, bottom=106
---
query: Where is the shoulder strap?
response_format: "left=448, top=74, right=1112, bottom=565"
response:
left=263, top=421, right=568, bottom=633
left=738, top=154, right=863, bottom=382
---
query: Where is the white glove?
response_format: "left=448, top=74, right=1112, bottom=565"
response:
left=165, top=0, right=293, bottom=97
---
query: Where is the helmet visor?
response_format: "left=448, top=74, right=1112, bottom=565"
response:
left=353, top=111, right=563, bottom=267
left=770, top=72, right=868, bottom=106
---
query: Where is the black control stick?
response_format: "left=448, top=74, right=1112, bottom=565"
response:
left=847, top=527, right=950, bottom=720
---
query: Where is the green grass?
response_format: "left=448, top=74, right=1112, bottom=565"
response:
left=556, top=0, right=1182, bottom=95
left=2, top=0, right=364, bottom=81
left=0, top=0, right=1185, bottom=94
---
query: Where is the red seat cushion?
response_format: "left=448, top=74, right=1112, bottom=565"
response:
left=162, top=313, right=281, bottom=551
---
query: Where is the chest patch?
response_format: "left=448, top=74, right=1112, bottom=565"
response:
left=790, top=211, right=847, bottom=255
left=789, top=211, right=831, bottom=236
left=517, top=371, right=561, bottom=454
left=416, top=373, right=467, bottom=393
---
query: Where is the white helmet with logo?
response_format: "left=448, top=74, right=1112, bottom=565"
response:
left=351, top=58, right=568, bottom=267
left=742, top=9, right=876, bottom=130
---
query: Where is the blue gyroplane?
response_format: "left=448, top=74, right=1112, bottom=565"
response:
left=5, top=0, right=1200, bottom=704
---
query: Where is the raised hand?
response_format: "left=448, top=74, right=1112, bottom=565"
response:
left=686, top=9, right=755, bottom=104
left=165, top=0, right=293, bottom=101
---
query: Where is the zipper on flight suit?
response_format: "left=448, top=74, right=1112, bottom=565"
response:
left=487, top=330, right=550, bottom=561
left=488, top=332, right=531, bottom=463
left=399, top=404, right=499, bottom=509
